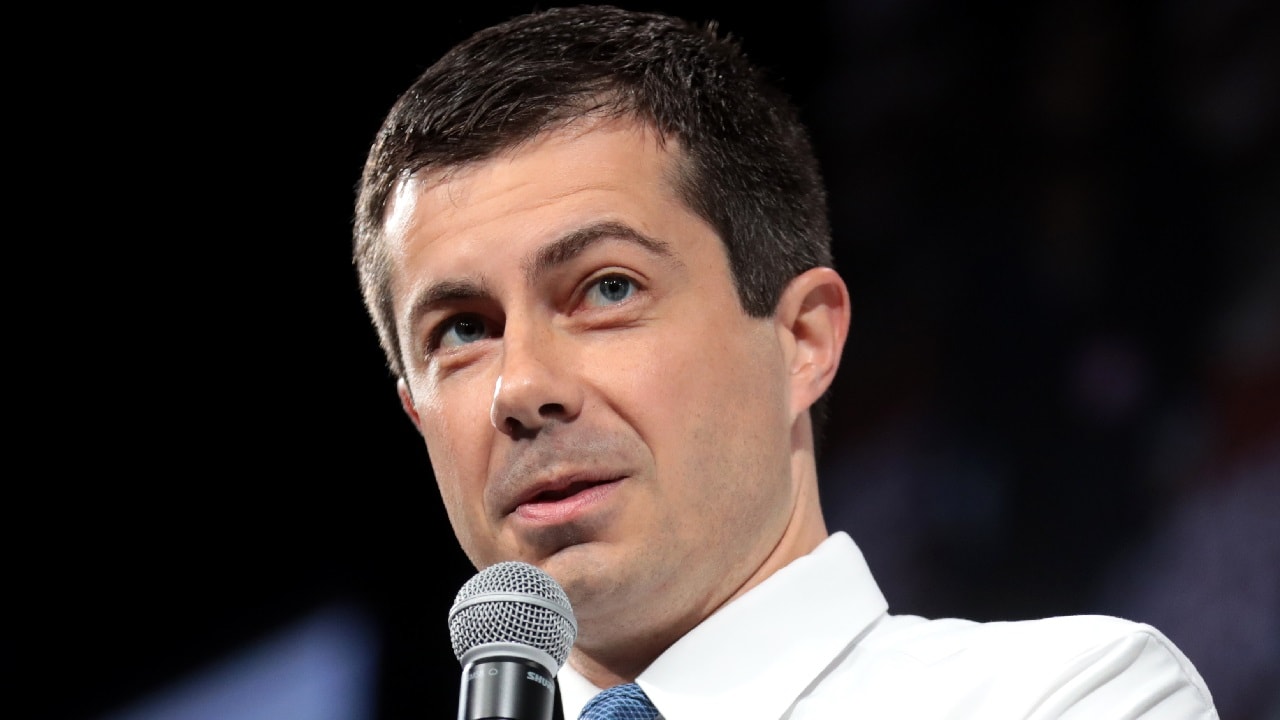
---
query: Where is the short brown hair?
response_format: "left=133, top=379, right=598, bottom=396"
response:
left=353, top=5, right=837, bottom=437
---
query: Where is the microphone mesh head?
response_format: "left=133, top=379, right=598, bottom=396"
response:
left=448, top=561, right=577, bottom=669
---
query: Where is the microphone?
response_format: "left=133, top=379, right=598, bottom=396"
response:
left=449, top=561, right=578, bottom=720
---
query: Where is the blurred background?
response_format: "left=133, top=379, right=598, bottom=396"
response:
left=13, top=1, right=1276, bottom=718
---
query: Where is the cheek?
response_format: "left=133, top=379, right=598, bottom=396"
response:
left=422, top=408, right=486, bottom=500
left=414, top=384, right=495, bottom=539
left=423, top=422, right=496, bottom=569
left=414, top=367, right=496, bottom=465
left=638, top=322, right=790, bottom=472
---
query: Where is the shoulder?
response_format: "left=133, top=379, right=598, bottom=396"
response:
left=867, top=613, right=1169, bottom=665
left=805, top=614, right=1219, bottom=718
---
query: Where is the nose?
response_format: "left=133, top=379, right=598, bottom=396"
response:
left=490, top=324, right=583, bottom=438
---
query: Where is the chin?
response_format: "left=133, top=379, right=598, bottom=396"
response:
left=539, top=541, right=630, bottom=615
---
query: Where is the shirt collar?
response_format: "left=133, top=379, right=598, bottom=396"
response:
left=559, top=532, right=888, bottom=719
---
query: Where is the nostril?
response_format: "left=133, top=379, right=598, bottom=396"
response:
left=499, top=404, right=564, bottom=439
left=502, top=415, right=536, bottom=439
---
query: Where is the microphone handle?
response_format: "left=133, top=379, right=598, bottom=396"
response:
left=458, top=655, right=557, bottom=720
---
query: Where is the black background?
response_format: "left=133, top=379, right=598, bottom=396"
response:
left=13, top=1, right=1277, bottom=719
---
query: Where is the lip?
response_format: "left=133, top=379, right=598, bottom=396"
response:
left=507, top=473, right=625, bottom=525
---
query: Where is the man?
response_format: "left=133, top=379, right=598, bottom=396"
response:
left=352, top=5, right=1217, bottom=718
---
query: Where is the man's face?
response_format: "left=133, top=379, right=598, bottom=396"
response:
left=384, top=118, right=800, bottom=651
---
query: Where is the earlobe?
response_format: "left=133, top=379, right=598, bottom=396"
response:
left=396, top=378, right=424, bottom=433
left=775, top=267, right=852, bottom=417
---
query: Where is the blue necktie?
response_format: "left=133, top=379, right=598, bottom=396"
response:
left=579, top=682, right=660, bottom=720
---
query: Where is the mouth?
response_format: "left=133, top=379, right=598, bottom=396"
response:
left=508, top=475, right=626, bottom=523
left=526, top=479, right=615, bottom=503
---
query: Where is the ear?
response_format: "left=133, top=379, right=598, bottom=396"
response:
left=396, top=378, right=424, bottom=434
left=774, top=267, right=851, bottom=419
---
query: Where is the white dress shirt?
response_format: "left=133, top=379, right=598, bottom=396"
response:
left=558, top=531, right=1218, bottom=719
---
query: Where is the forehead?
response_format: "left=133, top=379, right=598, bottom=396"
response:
left=381, top=117, right=713, bottom=290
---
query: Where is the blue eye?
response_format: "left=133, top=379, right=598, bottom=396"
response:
left=437, top=314, right=491, bottom=348
left=586, top=275, right=634, bottom=306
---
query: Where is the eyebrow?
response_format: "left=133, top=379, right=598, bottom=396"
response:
left=410, top=277, right=491, bottom=310
left=524, top=220, right=674, bottom=284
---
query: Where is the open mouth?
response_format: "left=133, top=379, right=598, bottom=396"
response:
left=525, top=478, right=620, bottom=505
